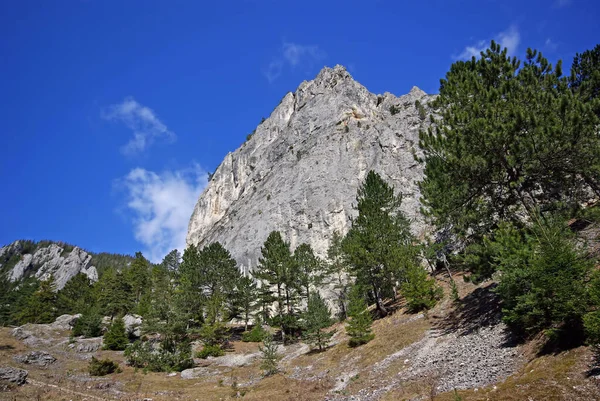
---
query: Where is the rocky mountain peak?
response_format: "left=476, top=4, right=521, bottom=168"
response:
left=0, top=241, right=98, bottom=290
left=186, top=65, right=434, bottom=272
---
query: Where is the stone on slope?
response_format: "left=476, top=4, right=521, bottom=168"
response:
left=13, top=351, right=56, bottom=367
left=0, top=366, right=28, bottom=386
left=187, top=65, right=434, bottom=272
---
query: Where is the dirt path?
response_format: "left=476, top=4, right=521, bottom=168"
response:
left=28, top=378, right=113, bottom=401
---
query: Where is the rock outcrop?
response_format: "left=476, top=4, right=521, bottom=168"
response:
left=0, top=241, right=98, bottom=290
left=187, top=65, right=434, bottom=271
left=13, top=351, right=56, bottom=367
left=0, top=367, right=28, bottom=386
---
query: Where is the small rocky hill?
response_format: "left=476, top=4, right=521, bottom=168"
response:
left=187, top=65, right=434, bottom=272
left=0, top=240, right=132, bottom=290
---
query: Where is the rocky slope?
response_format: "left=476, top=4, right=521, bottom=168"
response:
left=187, top=65, right=434, bottom=271
left=0, top=241, right=99, bottom=290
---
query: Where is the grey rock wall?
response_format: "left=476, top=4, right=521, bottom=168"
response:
left=187, top=65, right=433, bottom=272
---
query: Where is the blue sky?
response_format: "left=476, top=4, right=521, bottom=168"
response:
left=0, top=0, right=598, bottom=261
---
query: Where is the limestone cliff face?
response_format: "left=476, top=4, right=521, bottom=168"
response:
left=186, top=65, right=433, bottom=272
left=0, top=241, right=98, bottom=290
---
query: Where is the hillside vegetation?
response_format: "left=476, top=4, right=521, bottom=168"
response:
left=1, top=42, right=600, bottom=400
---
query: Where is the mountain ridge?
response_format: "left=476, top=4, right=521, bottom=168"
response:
left=186, top=65, right=434, bottom=272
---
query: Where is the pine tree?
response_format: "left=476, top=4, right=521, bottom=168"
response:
left=570, top=44, right=600, bottom=114
left=125, top=252, right=151, bottom=306
left=254, top=231, right=300, bottom=344
left=346, top=285, right=374, bottom=347
left=233, top=275, right=259, bottom=331
left=342, top=170, right=414, bottom=316
left=294, top=243, right=325, bottom=305
left=103, top=317, right=129, bottom=350
left=57, top=273, right=94, bottom=315
left=96, top=267, right=133, bottom=319
left=401, top=263, right=441, bottom=312
left=177, top=245, right=205, bottom=327
left=72, top=306, right=103, bottom=337
left=303, top=292, right=334, bottom=351
left=17, top=276, right=57, bottom=324
left=259, top=334, right=280, bottom=376
left=419, top=42, right=600, bottom=240
left=326, top=231, right=351, bottom=320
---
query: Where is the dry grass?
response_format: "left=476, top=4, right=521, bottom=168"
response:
left=3, top=274, right=600, bottom=400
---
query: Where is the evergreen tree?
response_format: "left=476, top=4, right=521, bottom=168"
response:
left=342, top=171, right=414, bottom=316
left=96, top=267, right=133, bottom=319
left=234, top=275, right=259, bottom=331
left=584, top=272, right=600, bottom=344
left=103, top=317, right=129, bottom=350
left=198, top=242, right=239, bottom=299
left=57, top=273, right=94, bottom=315
left=17, top=276, right=57, bottom=324
left=162, top=249, right=182, bottom=274
left=401, top=263, right=441, bottom=312
left=570, top=44, right=600, bottom=115
left=419, top=42, right=600, bottom=240
left=303, top=292, right=334, bottom=351
left=125, top=252, right=151, bottom=306
left=326, top=231, right=351, bottom=320
left=294, top=243, right=325, bottom=305
left=491, top=218, right=593, bottom=339
left=72, top=306, right=103, bottom=337
left=255, top=231, right=300, bottom=343
left=346, top=285, right=374, bottom=347
left=259, top=334, right=280, bottom=376
left=177, top=244, right=205, bottom=327
left=5, top=277, right=39, bottom=326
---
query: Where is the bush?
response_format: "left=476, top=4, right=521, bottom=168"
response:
left=125, top=339, right=193, bottom=372
left=241, top=324, right=267, bottom=343
left=103, top=317, right=129, bottom=350
left=196, top=344, right=224, bottom=359
left=88, top=356, right=121, bottom=376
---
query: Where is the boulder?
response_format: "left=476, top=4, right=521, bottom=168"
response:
left=0, top=367, right=28, bottom=386
left=68, top=337, right=102, bottom=353
left=123, top=314, right=143, bottom=337
left=51, top=314, right=81, bottom=330
left=13, top=351, right=56, bottom=367
left=181, top=367, right=218, bottom=379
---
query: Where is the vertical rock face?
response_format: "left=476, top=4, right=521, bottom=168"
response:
left=187, top=65, right=434, bottom=272
left=0, top=241, right=98, bottom=290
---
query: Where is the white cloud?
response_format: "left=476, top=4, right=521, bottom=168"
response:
left=104, top=97, right=176, bottom=155
left=545, top=38, right=558, bottom=52
left=117, top=165, right=208, bottom=262
left=263, top=41, right=326, bottom=82
left=455, top=26, right=521, bottom=60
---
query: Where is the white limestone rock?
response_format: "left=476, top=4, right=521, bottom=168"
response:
left=187, top=65, right=434, bottom=273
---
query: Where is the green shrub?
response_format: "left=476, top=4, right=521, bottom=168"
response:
left=103, top=317, right=129, bottom=350
left=196, top=344, right=224, bottom=359
left=492, top=219, right=592, bottom=338
left=259, top=334, right=280, bottom=376
left=346, top=285, right=374, bottom=347
left=389, top=105, right=400, bottom=115
left=88, top=356, right=121, bottom=376
left=241, top=324, right=267, bottom=342
left=124, top=339, right=193, bottom=372
left=401, top=264, right=442, bottom=312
